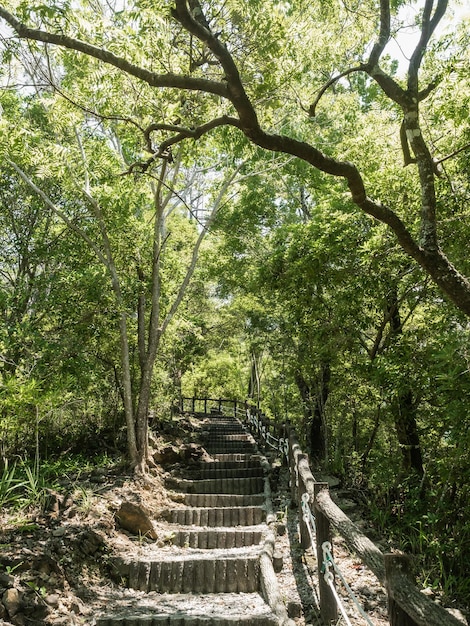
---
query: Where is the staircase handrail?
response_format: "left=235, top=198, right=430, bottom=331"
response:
left=179, top=395, right=467, bottom=626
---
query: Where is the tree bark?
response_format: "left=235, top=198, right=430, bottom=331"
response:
left=294, top=362, right=330, bottom=460
left=388, top=289, right=424, bottom=477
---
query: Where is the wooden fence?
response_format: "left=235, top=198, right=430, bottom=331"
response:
left=179, top=397, right=467, bottom=626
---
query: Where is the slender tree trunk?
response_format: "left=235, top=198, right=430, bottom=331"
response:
left=388, top=290, right=424, bottom=477
left=247, top=358, right=256, bottom=399
left=295, top=361, right=330, bottom=460
left=294, top=371, right=317, bottom=449
left=393, top=389, right=424, bottom=476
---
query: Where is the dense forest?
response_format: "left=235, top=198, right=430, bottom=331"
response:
left=0, top=0, right=469, bottom=611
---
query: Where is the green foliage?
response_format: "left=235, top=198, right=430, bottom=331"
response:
left=0, top=461, right=25, bottom=507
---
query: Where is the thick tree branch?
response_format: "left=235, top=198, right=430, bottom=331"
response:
left=143, top=115, right=241, bottom=154
left=0, top=6, right=229, bottom=99
left=418, top=78, right=441, bottom=101
left=172, top=0, right=259, bottom=133
left=400, top=120, right=417, bottom=166
left=408, top=0, right=448, bottom=93
left=123, top=116, right=242, bottom=174
left=369, top=0, right=391, bottom=67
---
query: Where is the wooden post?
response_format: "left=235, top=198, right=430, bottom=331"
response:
left=288, top=430, right=299, bottom=506
left=234, top=399, right=237, bottom=417
left=385, top=554, right=420, bottom=626
left=218, top=397, right=222, bottom=412
left=297, top=455, right=311, bottom=550
left=191, top=397, right=195, bottom=413
left=281, top=422, right=289, bottom=466
left=314, top=482, right=337, bottom=625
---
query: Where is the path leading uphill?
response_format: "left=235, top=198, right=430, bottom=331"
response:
left=96, top=411, right=293, bottom=624
left=1, top=411, right=426, bottom=626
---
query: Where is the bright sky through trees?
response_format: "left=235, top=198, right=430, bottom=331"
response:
left=386, top=1, right=469, bottom=71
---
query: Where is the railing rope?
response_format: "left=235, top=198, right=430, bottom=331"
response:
left=322, top=542, right=375, bottom=626
left=301, top=493, right=317, bottom=558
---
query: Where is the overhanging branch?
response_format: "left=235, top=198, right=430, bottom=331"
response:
left=0, top=6, right=230, bottom=99
left=123, top=115, right=242, bottom=174
left=143, top=115, right=241, bottom=153
left=369, top=0, right=391, bottom=67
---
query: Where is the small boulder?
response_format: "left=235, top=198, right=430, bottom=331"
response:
left=0, top=573, right=15, bottom=588
left=115, top=502, right=157, bottom=540
left=2, top=587, right=21, bottom=617
left=45, top=594, right=60, bottom=608
left=78, top=529, right=104, bottom=556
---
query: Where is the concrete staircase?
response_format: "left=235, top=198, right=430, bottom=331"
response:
left=96, top=413, right=288, bottom=625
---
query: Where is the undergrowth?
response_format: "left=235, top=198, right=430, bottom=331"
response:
left=0, top=452, right=115, bottom=513
left=358, top=474, right=470, bottom=611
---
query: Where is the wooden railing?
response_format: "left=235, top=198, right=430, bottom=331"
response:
left=179, top=396, right=467, bottom=626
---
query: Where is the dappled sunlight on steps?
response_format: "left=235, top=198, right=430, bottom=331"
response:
left=95, top=413, right=289, bottom=625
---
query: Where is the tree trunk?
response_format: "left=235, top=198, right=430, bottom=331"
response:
left=117, top=309, right=138, bottom=466
left=393, top=390, right=424, bottom=477
left=388, top=290, right=424, bottom=477
left=294, top=362, right=330, bottom=460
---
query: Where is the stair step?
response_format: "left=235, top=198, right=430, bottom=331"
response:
left=204, top=431, right=254, bottom=443
left=205, top=439, right=256, bottom=445
left=204, top=424, right=244, bottom=429
left=210, top=453, right=259, bottom=462
left=204, top=444, right=257, bottom=454
left=170, top=528, right=263, bottom=548
left=165, top=477, right=264, bottom=495
left=95, top=591, right=278, bottom=625
left=193, top=467, right=264, bottom=479
left=198, top=459, right=262, bottom=470
left=174, top=493, right=265, bottom=507
left=111, top=555, right=260, bottom=593
left=160, top=506, right=265, bottom=526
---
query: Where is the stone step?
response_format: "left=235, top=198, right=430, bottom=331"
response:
left=95, top=591, right=278, bottom=625
left=204, top=418, right=243, bottom=423
left=160, top=506, right=265, bottom=526
left=199, top=454, right=261, bottom=469
left=111, top=555, right=260, bottom=593
left=192, top=466, right=264, bottom=479
left=173, top=493, right=265, bottom=507
left=203, top=435, right=255, bottom=443
left=204, top=424, right=244, bottom=429
left=170, top=528, right=263, bottom=549
left=210, top=453, right=260, bottom=462
left=203, top=434, right=252, bottom=442
left=204, top=443, right=257, bottom=454
left=165, top=476, right=264, bottom=495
